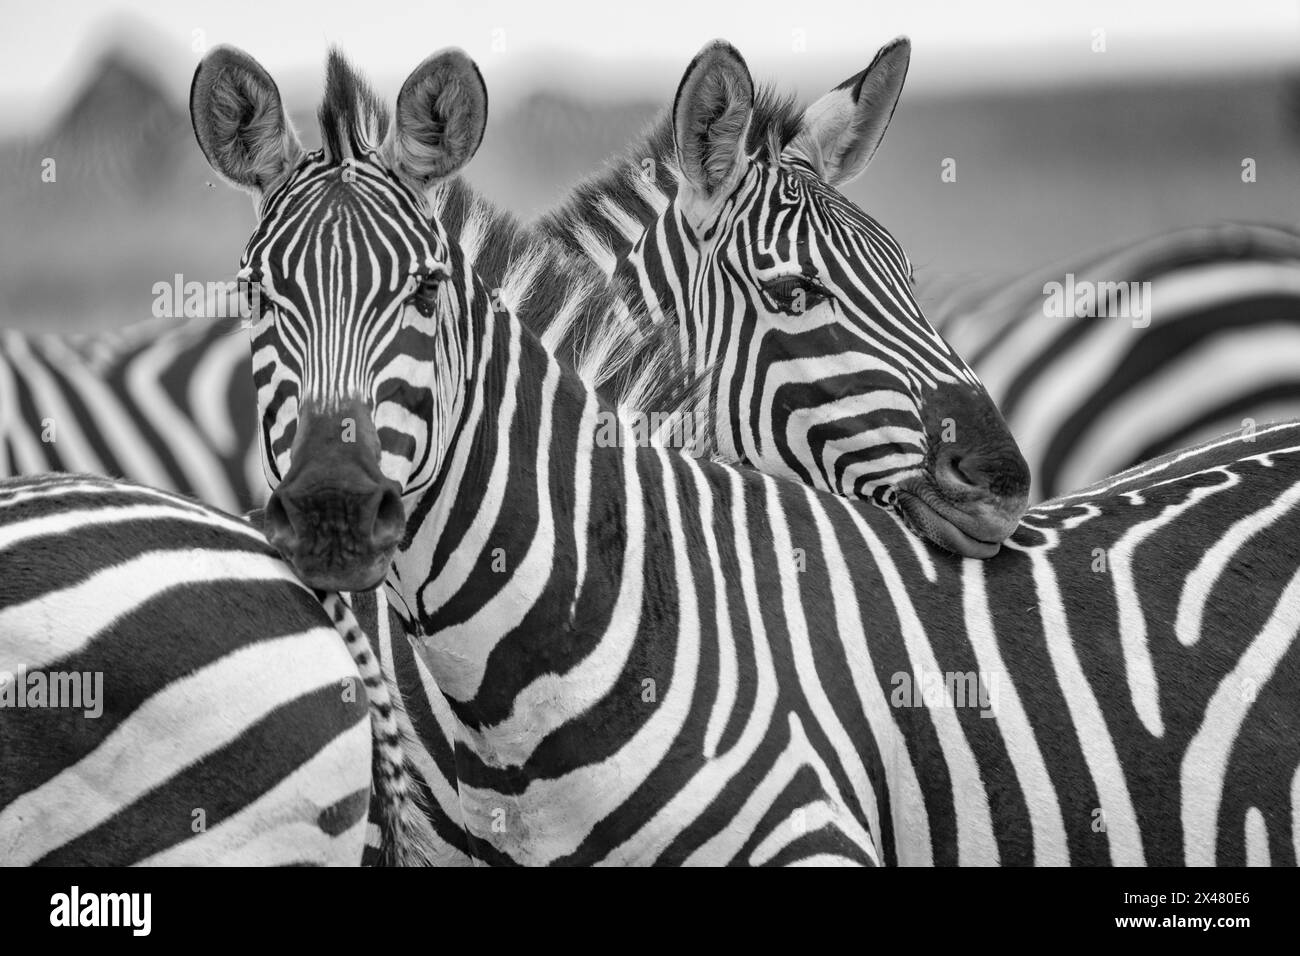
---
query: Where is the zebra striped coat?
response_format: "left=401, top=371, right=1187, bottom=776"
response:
left=191, top=44, right=1300, bottom=865
left=0, top=474, right=375, bottom=864
left=10, top=54, right=1300, bottom=518
left=0, top=317, right=261, bottom=512
left=931, top=221, right=1300, bottom=499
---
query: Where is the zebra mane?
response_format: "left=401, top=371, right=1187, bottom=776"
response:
left=428, top=177, right=705, bottom=442
left=535, top=84, right=803, bottom=269
left=317, top=48, right=390, bottom=162
left=517, top=85, right=801, bottom=445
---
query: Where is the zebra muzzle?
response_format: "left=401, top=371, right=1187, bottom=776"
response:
left=264, top=402, right=406, bottom=590
left=894, top=469, right=1026, bottom=559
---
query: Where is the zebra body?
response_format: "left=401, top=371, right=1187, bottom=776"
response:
left=0, top=317, right=262, bottom=512
left=0, top=473, right=371, bottom=864
left=386, top=293, right=1300, bottom=865
left=191, top=43, right=1300, bottom=865
left=931, top=221, right=1300, bottom=500
left=0, top=473, right=440, bottom=866
left=0, top=319, right=437, bottom=862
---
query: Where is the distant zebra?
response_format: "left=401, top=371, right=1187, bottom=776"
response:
left=0, top=473, right=438, bottom=865
left=0, top=316, right=262, bottom=512
left=929, top=221, right=1300, bottom=499
left=194, top=43, right=1300, bottom=865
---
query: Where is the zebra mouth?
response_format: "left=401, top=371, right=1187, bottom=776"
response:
left=317, top=563, right=390, bottom=592
left=275, top=548, right=396, bottom=593
left=892, top=478, right=1010, bottom=559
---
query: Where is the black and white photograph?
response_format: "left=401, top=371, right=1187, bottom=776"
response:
left=0, top=0, right=1297, bottom=925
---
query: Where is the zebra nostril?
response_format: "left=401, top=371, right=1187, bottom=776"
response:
left=936, top=446, right=982, bottom=491
left=265, top=490, right=298, bottom=551
left=372, top=484, right=405, bottom=550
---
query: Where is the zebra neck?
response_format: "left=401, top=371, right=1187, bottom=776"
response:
left=390, top=302, right=668, bottom=720
left=535, top=140, right=744, bottom=458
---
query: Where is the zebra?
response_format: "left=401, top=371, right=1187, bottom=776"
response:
left=9, top=224, right=1297, bottom=517
left=0, top=51, right=696, bottom=868
left=0, top=472, right=440, bottom=865
left=193, top=42, right=1300, bottom=865
left=0, top=312, right=432, bottom=862
left=928, top=221, right=1300, bottom=500
left=186, top=36, right=1029, bottom=864
left=529, top=46, right=1300, bottom=512
left=531, top=38, right=1033, bottom=558
left=12, top=36, right=1300, bottom=527
left=0, top=315, right=263, bottom=513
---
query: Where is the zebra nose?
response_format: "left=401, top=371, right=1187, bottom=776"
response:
left=372, top=484, right=406, bottom=550
left=934, top=446, right=986, bottom=493
left=264, top=472, right=405, bottom=589
left=933, top=443, right=1030, bottom=504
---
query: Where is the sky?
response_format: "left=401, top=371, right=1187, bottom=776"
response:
left=2, top=0, right=1300, bottom=129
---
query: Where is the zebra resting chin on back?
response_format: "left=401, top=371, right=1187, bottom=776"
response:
left=195, top=43, right=1300, bottom=866
left=0, top=473, right=438, bottom=866
left=533, top=38, right=1032, bottom=559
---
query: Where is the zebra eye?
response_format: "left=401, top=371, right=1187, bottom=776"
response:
left=410, top=274, right=441, bottom=318
left=762, top=275, right=829, bottom=315
left=238, top=272, right=271, bottom=320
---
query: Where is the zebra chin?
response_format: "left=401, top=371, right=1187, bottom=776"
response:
left=892, top=474, right=1026, bottom=559
left=269, top=539, right=398, bottom=593
left=894, top=381, right=1031, bottom=557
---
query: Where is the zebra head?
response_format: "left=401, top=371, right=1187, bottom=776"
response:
left=191, top=46, right=488, bottom=589
left=656, top=39, right=1029, bottom=557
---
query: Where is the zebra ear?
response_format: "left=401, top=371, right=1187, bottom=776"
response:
left=190, top=45, right=303, bottom=197
left=385, top=49, right=488, bottom=192
left=672, top=40, right=754, bottom=228
left=785, top=37, right=910, bottom=187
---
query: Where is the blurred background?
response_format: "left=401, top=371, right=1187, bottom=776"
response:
left=2, top=0, right=1299, bottom=331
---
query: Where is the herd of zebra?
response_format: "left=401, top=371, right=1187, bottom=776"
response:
left=2, top=36, right=1299, bottom=867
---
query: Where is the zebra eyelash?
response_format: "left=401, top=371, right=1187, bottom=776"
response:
left=408, top=273, right=442, bottom=318
left=760, top=273, right=832, bottom=314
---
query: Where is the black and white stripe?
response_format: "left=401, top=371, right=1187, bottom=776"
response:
left=930, top=221, right=1300, bottom=499
left=0, top=317, right=262, bottom=511
left=536, top=40, right=1028, bottom=529
left=0, top=473, right=371, bottom=864
left=0, top=472, right=441, bottom=866
left=388, top=266, right=1300, bottom=865
left=193, top=44, right=1300, bottom=866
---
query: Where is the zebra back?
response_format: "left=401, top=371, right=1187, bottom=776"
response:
left=0, top=473, right=370, bottom=864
